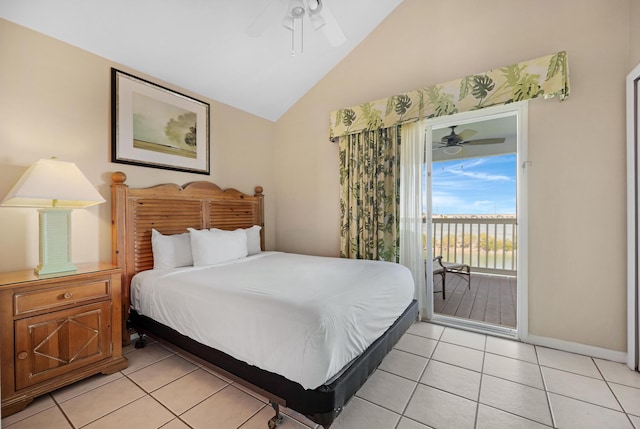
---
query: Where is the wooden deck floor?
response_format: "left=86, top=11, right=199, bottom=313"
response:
left=433, top=271, right=517, bottom=328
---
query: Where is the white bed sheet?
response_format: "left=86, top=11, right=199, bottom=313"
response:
left=131, top=251, right=414, bottom=389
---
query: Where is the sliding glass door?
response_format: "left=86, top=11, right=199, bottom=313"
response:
left=423, top=103, right=528, bottom=339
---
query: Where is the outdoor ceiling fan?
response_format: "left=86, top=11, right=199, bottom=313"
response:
left=433, top=126, right=505, bottom=155
left=246, top=0, right=346, bottom=54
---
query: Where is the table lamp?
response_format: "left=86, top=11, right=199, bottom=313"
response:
left=1, top=158, right=106, bottom=275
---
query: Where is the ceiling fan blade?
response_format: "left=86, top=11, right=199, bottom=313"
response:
left=246, top=0, right=288, bottom=37
left=456, top=129, right=477, bottom=141
left=320, top=3, right=346, bottom=46
left=462, top=138, right=506, bottom=145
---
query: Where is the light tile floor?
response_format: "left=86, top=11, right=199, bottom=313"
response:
left=3, top=322, right=640, bottom=429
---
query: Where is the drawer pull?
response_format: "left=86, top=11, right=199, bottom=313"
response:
left=17, top=352, right=28, bottom=360
left=63, top=292, right=73, bottom=299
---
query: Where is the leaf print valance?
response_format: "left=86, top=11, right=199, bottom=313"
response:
left=329, top=51, right=569, bottom=139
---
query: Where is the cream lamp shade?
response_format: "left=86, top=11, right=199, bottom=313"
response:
left=1, top=158, right=105, bottom=208
left=1, top=158, right=106, bottom=275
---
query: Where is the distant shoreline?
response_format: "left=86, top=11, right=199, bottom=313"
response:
left=133, top=139, right=197, bottom=159
left=432, top=214, right=516, bottom=218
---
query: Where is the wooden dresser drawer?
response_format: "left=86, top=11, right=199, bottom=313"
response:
left=14, top=280, right=111, bottom=317
left=1, top=264, right=127, bottom=418
left=14, top=301, right=112, bottom=390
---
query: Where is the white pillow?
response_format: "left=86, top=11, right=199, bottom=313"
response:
left=245, top=225, right=262, bottom=255
left=188, top=228, right=248, bottom=266
left=151, top=229, right=193, bottom=269
left=210, top=225, right=262, bottom=255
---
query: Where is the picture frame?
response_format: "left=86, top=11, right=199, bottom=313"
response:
left=111, top=68, right=210, bottom=175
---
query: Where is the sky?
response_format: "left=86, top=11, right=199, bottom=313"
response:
left=430, top=154, right=516, bottom=215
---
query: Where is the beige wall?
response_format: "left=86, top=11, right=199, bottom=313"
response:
left=632, top=0, right=640, bottom=67
left=1, top=0, right=637, bottom=353
left=275, top=0, right=632, bottom=351
left=0, top=19, right=276, bottom=272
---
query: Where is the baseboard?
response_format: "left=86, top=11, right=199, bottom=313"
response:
left=522, top=333, right=627, bottom=363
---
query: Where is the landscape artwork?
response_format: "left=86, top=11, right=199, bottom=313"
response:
left=111, top=68, right=210, bottom=174
left=132, top=93, right=197, bottom=159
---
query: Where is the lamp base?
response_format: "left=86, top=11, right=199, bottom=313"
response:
left=35, top=208, right=77, bottom=276
left=35, top=263, right=77, bottom=276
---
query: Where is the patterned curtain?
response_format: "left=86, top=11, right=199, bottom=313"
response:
left=330, top=51, right=569, bottom=139
left=336, top=51, right=570, bottom=263
left=339, top=126, right=401, bottom=261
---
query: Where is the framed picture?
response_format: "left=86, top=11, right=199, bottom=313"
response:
left=111, top=68, right=210, bottom=175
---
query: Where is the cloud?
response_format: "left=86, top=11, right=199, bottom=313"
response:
left=451, top=170, right=512, bottom=181
left=430, top=154, right=517, bottom=214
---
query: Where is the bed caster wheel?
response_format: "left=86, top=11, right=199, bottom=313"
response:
left=268, top=414, right=283, bottom=428
left=268, top=401, right=283, bottom=428
left=134, top=334, right=146, bottom=349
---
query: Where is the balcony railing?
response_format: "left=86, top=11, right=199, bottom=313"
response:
left=430, top=215, right=517, bottom=275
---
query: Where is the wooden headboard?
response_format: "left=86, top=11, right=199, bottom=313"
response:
left=110, top=171, right=264, bottom=340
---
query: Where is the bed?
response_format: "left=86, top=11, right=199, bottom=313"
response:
left=111, top=172, right=418, bottom=428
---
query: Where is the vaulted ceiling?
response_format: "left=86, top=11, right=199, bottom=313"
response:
left=0, top=0, right=404, bottom=121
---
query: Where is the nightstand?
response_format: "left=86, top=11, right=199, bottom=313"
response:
left=0, top=264, right=128, bottom=417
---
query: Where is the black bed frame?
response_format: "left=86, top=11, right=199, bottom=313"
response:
left=111, top=173, right=419, bottom=428
left=129, top=300, right=418, bottom=428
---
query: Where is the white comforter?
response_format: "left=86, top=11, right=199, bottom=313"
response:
left=131, top=252, right=414, bottom=389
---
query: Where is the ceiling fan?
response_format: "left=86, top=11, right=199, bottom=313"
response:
left=433, top=125, right=505, bottom=155
left=246, top=0, right=346, bottom=53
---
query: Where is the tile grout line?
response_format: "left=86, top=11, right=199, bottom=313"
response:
left=538, top=358, right=640, bottom=413
left=473, top=343, right=556, bottom=428
left=545, top=391, right=633, bottom=415
left=235, top=403, right=268, bottom=429
left=139, top=392, right=190, bottom=429
left=349, top=395, right=403, bottom=423
left=478, top=403, right=556, bottom=428
left=49, top=372, right=126, bottom=407
left=120, top=361, right=188, bottom=427
left=53, top=373, right=147, bottom=429
left=1, top=396, right=58, bottom=428
left=510, top=347, right=639, bottom=424
left=472, top=335, right=488, bottom=429
left=400, top=348, right=433, bottom=415
left=8, top=322, right=640, bottom=429
left=363, top=333, right=439, bottom=429
left=49, top=393, right=76, bottom=429
left=535, top=345, right=557, bottom=428
left=590, top=356, right=637, bottom=428
left=121, top=348, right=177, bottom=377
left=85, top=343, right=203, bottom=429
left=400, top=328, right=570, bottom=401
left=393, top=330, right=487, bottom=428
left=126, top=339, right=317, bottom=428
left=393, top=323, right=444, bottom=428
left=158, top=416, right=194, bottom=429
left=377, top=365, right=428, bottom=385
left=153, top=378, right=232, bottom=421
left=92, top=365, right=184, bottom=428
